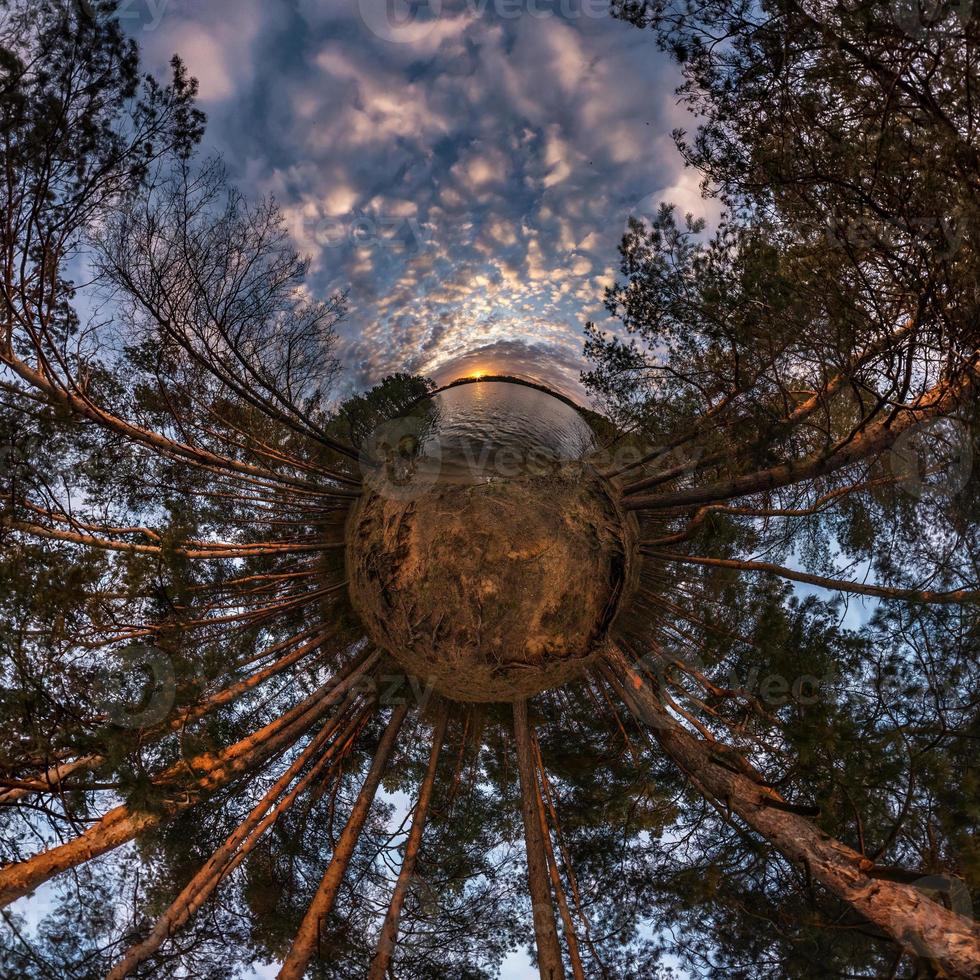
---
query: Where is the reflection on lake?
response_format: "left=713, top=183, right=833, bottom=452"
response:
left=420, top=381, right=596, bottom=481
left=364, top=381, right=597, bottom=489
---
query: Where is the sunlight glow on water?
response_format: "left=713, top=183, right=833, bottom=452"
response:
left=416, top=381, right=596, bottom=482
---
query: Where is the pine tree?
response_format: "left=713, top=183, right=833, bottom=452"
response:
left=1, top=2, right=978, bottom=979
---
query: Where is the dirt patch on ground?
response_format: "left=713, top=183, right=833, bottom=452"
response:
left=346, top=464, right=636, bottom=702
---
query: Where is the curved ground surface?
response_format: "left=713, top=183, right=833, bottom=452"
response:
left=346, top=464, right=635, bottom=702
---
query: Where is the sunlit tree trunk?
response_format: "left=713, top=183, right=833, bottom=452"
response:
left=533, top=737, right=607, bottom=977
left=601, top=650, right=980, bottom=979
left=278, top=701, right=410, bottom=980
left=0, top=755, right=104, bottom=805
left=643, top=550, right=980, bottom=604
left=513, top=699, right=566, bottom=980
left=2, top=505, right=348, bottom=557
left=620, top=321, right=916, bottom=495
left=624, top=357, right=979, bottom=512
left=106, top=701, right=371, bottom=978
left=533, top=753, right=586, bottom=980
left=367, top=701, right=450, bottom=980
left=1, top=351, right=360, bottom=495
left=0, top=628, right=335, bottom=804
left=0, top=653, right=378, bottom=907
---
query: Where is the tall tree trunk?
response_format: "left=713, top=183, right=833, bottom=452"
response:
left=2, top=511, right=346, bottom=558
left=644, top=551, right=980, bottom=604
left=278, top=701, right=410, bottom=980
left=533, top=753, right=586, bottom=980
left=0, top=628, right=335, bottom=805
left=620, top=321, right=916, bottom=495
left=513, top=699, right=566, bottom=980
left=2, top=349, right=361, bottom=491
left=106, top=702, right=370, bottom=979
left=0, top=653, right=378, bottom=907
left=367, top=701, right=450, bottom=980
left=624, top=353, right=979, bottom=512
left=0, top=755, right=104, bottom=805
left=533, top=737, right=607, bottom=977
left=601, top=650, right=980, bottom=979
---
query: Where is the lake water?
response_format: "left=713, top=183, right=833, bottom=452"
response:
left=364, top=381, right=597, bottom=488
left=420, top=381, right=596, bottom=480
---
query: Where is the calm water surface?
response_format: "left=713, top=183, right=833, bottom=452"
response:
left=417, top=381, right=596, bottom=482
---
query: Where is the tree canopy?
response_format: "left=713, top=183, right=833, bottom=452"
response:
left=0, top=2, right=978, bottom=978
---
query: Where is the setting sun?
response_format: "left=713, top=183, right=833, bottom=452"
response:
left=4, top=4, right=976, bottom=979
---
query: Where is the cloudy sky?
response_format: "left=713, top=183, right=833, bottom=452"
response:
left=125, top=0, right=715, bottom=405
left=14, top=7, right=713, bottom=976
